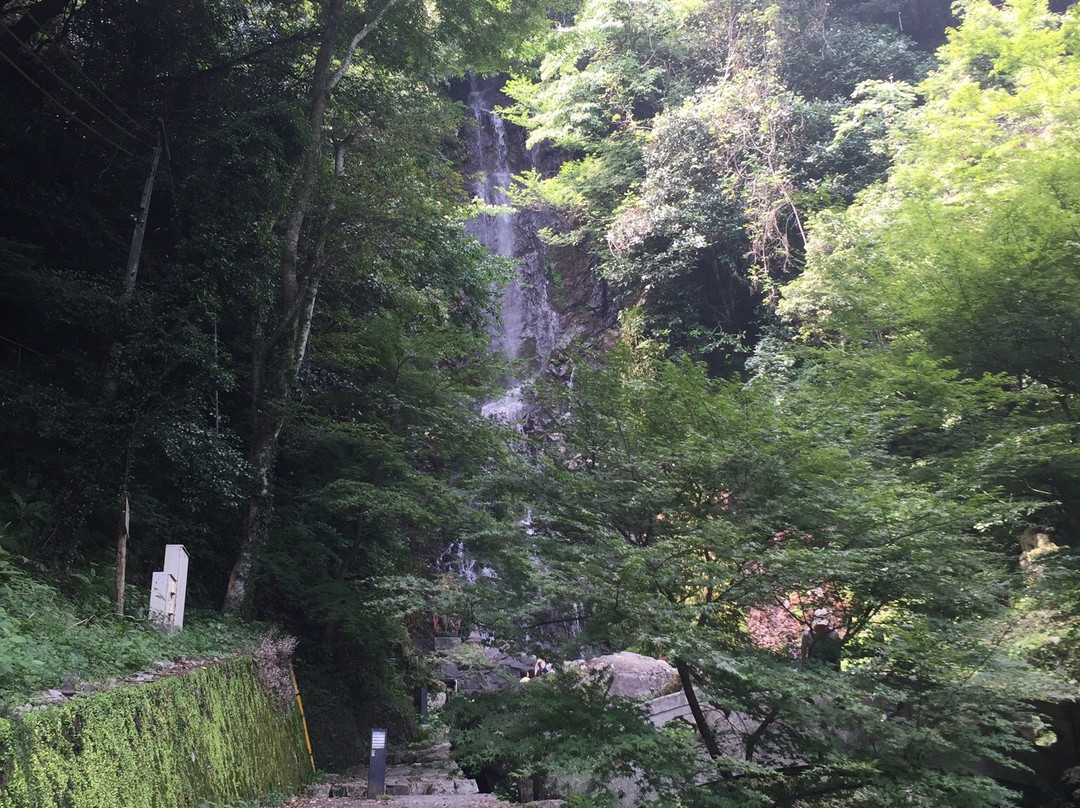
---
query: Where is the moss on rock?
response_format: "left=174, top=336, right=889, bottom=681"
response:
left=0, top=656, right=313, bottom=808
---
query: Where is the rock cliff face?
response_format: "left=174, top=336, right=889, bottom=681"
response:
left=454, top=75, right=617, bottom=419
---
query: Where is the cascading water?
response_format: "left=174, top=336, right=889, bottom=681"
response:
left=436, top=78, right=552, bottom=585
left=464, top=77, right=560, bottom=421
left=437, top=77, right=588, bottom=647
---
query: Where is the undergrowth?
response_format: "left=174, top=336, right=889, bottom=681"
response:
left=0, top=548, right=259, bottom=712
left=200, top=786, right=289, bottom=808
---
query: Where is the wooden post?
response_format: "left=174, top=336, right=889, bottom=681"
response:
left=115, top=493, right=129, bottom=615
left=113, top=123, right=164, bottom=609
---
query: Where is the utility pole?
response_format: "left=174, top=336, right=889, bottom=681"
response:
left=120, top=120, right=166, bottom=303
left=113, top=122, right=165, bottom=614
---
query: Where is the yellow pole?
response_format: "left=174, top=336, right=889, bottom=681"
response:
left=290, top=663, right=317, bottom=775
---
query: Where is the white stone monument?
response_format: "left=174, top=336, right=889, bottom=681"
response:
left=163, top=544, right=189, bottom=629
left=149, top=544, right=188, bottom=631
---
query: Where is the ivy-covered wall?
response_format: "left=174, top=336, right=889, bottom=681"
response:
left=0, top=656, right=313, bottom=808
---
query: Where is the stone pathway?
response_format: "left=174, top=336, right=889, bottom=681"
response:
left=286, top=739, right=563, bottom=808
left=289, top=797, right=564, bottom=808
left=287, top=794, right=503, bottom=807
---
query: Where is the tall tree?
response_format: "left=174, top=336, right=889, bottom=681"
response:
left=464, top=339, right=1038, bottom=806
left=504, top=0, right=929, bottom=370
left=222, top=0, right=550, bottom=612
left=781, top=0, right=1080, bottom=543
left=781, top=0, right=1080, bottom=700
left=222, top=0, right=395, bottom=613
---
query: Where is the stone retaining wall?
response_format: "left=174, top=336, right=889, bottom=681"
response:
left=0, top=655, right=313, bottom=808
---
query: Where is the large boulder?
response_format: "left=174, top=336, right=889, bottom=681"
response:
left=576, top=651, right=678, bottom=699
left=438, top=644, right=534, bottom=694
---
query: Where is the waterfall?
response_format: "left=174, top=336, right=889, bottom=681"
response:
left=464, top=77, right=559, bottom=422
left=446, top=77, right=585, bottom=647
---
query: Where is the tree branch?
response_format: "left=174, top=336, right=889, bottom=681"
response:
left=676, top=659, right=723, bottom=759
left=328, top=0, right=404, bottom=91
left=190, top=29, right=320, bottom=79
left=744, top=703, right=780, bottom=762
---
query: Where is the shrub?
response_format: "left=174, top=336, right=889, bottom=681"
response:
left=0, top=550, right=258, bottom=712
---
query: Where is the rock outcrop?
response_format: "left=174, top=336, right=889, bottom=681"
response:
left=570, top=651, right=679, bottom=699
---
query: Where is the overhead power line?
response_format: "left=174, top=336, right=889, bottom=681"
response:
left=24, top=9, right=148, bottom=132
left=0, top=46, right=138, bottom=157
left=1, top=21, right=153, bottom=149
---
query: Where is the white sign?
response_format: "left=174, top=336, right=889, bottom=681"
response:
left=371, top=729, right=387, bottom=751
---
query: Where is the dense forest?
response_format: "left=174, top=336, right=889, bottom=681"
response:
left=1, top=0, right=1079, bottom=805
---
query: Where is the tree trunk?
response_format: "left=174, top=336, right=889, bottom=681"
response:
left=221, top=0, right=401, bottom=614
left=676, top=659, right=723, bottom=759
left=223, top=276, right=320, bottom=614
left=41, top=133, right=161, bottom=562
left=219, top=0, right=344, bottom=614
left=222, top=408, right=285, bottom=613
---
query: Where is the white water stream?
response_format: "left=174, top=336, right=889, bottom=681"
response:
left=464, top=78, right=559, bottom=422
left=440, top=79, right=585, bottom=645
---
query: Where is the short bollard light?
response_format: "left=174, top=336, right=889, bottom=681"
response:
left=368, top=728, right=387, bottom=798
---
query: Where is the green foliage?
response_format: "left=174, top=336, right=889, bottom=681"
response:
left=1028, top=547, right=1080, bottom=681
left=506, top=0, right=930, bottom=369
left=784, top=0, right=1080, bottom=386
left=780, top=0, right=1080, bottom=595
left=0, top=657, right=311, bottom=808
left=0, top=551, right=257, bottom=711
left=460, top=338, right=1042, bottom=806
left=447, top=668, right=696, bottom=803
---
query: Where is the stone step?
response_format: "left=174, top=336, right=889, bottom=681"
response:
left=389, top=741, right=453, bottom=766
left=305, top=731, right=488, bottom=800
left=306, top=776, right=481, bottom=798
